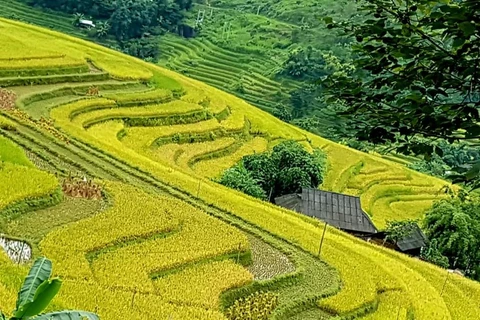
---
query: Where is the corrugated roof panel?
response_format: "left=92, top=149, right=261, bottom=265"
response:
left=397, top=225, right=427, bottom=251
left=276, top=188, right=378, bottom=234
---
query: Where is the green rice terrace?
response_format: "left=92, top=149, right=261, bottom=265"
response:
left=0, top=0, right=355, bottom=137
left=0, top=12, right=479, bottom=320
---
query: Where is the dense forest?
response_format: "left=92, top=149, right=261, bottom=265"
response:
left=24, top=0, right=194, bottom=59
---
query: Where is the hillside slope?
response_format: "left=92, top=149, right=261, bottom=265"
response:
left=0, top=18, right=479, bottom=320
left=0, top=0, right=353, bottom=137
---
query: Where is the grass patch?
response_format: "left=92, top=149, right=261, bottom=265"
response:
left=0, top=135, right=32, bottom=167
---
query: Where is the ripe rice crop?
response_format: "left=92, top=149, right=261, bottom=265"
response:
left=0, top=162, right=58, bottom=212
left=0, top=19, right=152, bottom=80
left=52, top=98, right=480, bottom=318
left=101, top=88, right=173, bottom=104
left=151, top=138, right=237, bottom=171
left=0, top=32, right=65, bottom=61
left=52, top=98, right=117, bottom=121
left=0, top=56, right=86, bottom=70
left=122, top=119, right=223, bottom=148
left=0, top=115, right=16, bottom=131
left=4, top=17, right=480, bottom=319
left=193, top=137, right=268, bottom=178
left=360, top=291, right=410, bottom=320
left=72, top=100, right=204, bottom=128
left=153, top=260, right=252, bottom=309
left=41, top=182, right=250, bottom=293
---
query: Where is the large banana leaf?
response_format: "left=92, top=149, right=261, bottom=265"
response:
left=33, top=311, right=100, bottom=320
left=13, top=279, right=62, bottom=318
left=16, top=257, right=52, bottom=310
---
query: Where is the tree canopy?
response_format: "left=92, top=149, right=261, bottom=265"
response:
left=321, top=0, right=480, bottom=160
left=384, top=219, right=418, bottom=243
left=28, top=0, right=193, bottom=59
left=423, top=196, right=480, bottom=279
left=219, top=140, right=327, bottom=202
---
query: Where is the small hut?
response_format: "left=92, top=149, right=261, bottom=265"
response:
left=374, top=224, right=428, bottom=256
left=275, top=188, right=378, bottom=237
left=79, top=19, right=96, bottom=28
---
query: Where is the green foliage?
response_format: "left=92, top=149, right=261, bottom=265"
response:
left=16, top=257, right=53, bottom=312
left=283, top=48, right=354, bottom=80
left=149, top=71, right=183, bottom=92
left=272, top=104, right=292, bottom=122
left=408, top=140, right=480, bottom=185
left=420, top=239, right=449, bottom=269
left=218, top=165, right=267, bottom=200
left=224, top=291, right=279, bottom=320
left=339, top=138, right=374, bottom=153
left=220, top=140, right=327, bottom=201
left=94, top=21, right=110, bottom=39
left=384, top=219, right=418, bottom=244
left=26, top=0, right=192, bottom=43
left=1, top=257, right=99, bottom=319
left=423, top=197, right=480, bottom=280
left=322, top=0, right=480, bottom=154
left=408, top=155, right=449, bottom=179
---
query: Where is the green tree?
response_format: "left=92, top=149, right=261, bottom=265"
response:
left=321, top=0, right=480, bottom=165
left=423, top=197, right=480, bottom=279
left=384, top=219, right=418, bottom=244
left=268, top=141, right=325, bottom=198
left=218, top=166, right=267, bottom=200
left=95, top=21, right=110, bottom=39
left=121, top=38, right=161, bottom=60
left=420, top=239, right=449, bottom=269
left=0, top=257, right=98, bottom=319
left=272, top=104, right=292, bottom=123
left=220, top=141, right=327, bottom=202
left=72, top=13, right=85, bottom=27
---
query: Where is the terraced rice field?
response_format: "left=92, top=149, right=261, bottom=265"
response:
left=0, top=17, right=479, bottom=320
left=158, top=34, right=299, bottom=113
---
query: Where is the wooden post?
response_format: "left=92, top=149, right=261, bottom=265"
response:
left=440, top=271, right=451, bottom=297
left=318, top=222, right=328, bottom=257
left=131, top=288, right=137, bottom=308
left=236, top=243, right=241, bottom=264
left=17, top=242, right=25, bottom=264
left=257, top=5, right=262, bottom=15
left=268, top=187, right=274, bottom=202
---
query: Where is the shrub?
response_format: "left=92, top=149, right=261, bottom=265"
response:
left=218, top=166, right=267, bottom=200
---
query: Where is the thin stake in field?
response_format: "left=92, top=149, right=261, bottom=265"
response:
left=318, top=222, right=328, bottom=257
left=236, top=243, right=242, bottom=264
left=17, top=241, right=25, bottom=264
left=131, top=287, right=137, bottom=308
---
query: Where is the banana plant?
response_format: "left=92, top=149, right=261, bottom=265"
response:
left=0, top=257, right=99, bottom=320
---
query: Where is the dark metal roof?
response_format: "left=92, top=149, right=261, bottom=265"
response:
left=275, top=188, right=378, bottom=234
left=396, top=224, right=428, bottom=252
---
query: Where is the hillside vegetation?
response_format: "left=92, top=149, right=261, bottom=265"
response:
left=0, top=0, right=355, bottom=137
left=0, top=18, right=479, bottom=320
